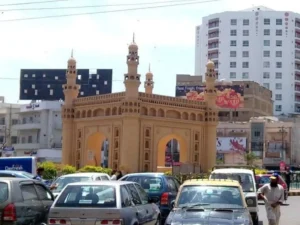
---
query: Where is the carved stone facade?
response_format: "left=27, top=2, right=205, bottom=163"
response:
left=61, top=38, right=219, bottom=173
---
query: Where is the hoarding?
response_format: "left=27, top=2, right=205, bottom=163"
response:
left=175, top=84, right=244, bottom=109
left=216, top=137, right=247, bottom=153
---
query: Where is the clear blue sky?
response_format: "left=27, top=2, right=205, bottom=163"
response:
left=0, top=0, right=297, bottom=103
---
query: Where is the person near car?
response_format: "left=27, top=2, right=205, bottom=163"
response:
left=116, top=170, right=123, bottom=180
left=285, top=169, right=291, bottom=192
left=258, top=173, right=284, bottom=225
left=33, top=167, right=44, bottom=181
left=110, top=170, right=117, bottom=180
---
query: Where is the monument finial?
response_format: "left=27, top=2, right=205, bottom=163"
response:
left=71, top=49, right=73, bottom=58
left=133, top=33, right=135, bottom=43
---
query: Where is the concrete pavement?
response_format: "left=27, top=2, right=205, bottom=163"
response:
left=258, top=196, right=300, bottom=225
left=288, top=190, right=300, bottom=196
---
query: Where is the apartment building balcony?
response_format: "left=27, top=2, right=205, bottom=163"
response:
left=296, top=31, right=300, bottom=40
left=14, top=143, right=40, bottom=150
left=208, top=50, right=219, bottom=60
left=295, top=20, right=300, bottom=29
left=208, top=19, right=219, bottom=29
left=294, top=103, right=300, bottom=113
left=208, top=30, right=219, bottom=40
left=295, top=42, right=300, bottom=50
left=12, top=121, right=41, bottom=130
left=208, top=42, right=219, bottom=50
left=295, top=84, right=300, bottom=93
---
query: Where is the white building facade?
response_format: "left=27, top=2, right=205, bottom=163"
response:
left=195, top=6, right=300, bottom=116
left=12, top=101, right=62, bottom=162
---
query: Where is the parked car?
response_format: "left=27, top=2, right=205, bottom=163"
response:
left=210, top=166, right=259, bottom=225
left=50, top=172, right=111, bottom=197
left=0, top=178, right=55, bottom=225
left=255, top=174, right=288, bottom=200
left=165, top=179, right=253, bottom=225
left=48, top=181, right=161, bottom=225
left=119, top=172, right=181, bottom=222
left=0, top=170, right=36, bottom=179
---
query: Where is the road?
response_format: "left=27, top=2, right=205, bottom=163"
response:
left=258, top=196, right=300, bottom=225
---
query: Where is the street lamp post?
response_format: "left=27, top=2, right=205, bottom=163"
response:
left=278, top=126, right=287, bottom=162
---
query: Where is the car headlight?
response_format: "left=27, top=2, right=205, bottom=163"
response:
left=246, top=197, right=256, bottom=207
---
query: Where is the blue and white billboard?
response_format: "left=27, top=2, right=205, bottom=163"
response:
left=0, top=157, right=37, bottom=174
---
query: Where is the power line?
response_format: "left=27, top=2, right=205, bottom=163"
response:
left=0, top=0, right=219, bottom=22
left=0, top=0, right=202, bottom=11
left=0, top=0, right=68, bottom=7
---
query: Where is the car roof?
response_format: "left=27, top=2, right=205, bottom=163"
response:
left=124, top=172, right=165, bottom=177
left=183, top=179, right=241, bottom=187
left=60, top=172, right=108, bottom=178
left=0, top=170, right=27, bottom=174
left=0, top=177, right=41, bottom=183
left=66, top=181, right=136, bottom=186
left=212, top=168, right=253, bottom=174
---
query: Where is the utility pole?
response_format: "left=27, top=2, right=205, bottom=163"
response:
left=6, top=104, right=12, bottom=146
left=279, top=126, right=286, bottom=161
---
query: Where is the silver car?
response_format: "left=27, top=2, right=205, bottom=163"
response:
left=48, top=181, right=161, bottom=225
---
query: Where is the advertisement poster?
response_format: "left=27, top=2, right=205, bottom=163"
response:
left=175, top=84, right=244, bottom=109
left=216, top=137, right=247, bottom=153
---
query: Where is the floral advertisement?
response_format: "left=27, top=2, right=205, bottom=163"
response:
left=175, top=84, right=244, bottom=109
left=216, top=137, right=247, bottom=153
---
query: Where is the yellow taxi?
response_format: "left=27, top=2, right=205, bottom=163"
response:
left=165, top=179, right=254, bottom=225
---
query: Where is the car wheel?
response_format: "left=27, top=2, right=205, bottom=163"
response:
left=155, top=215, right=161, bottom=225
left=252, top=214, right=259, bottom=225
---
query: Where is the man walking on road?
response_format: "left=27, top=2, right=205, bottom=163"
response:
left=258, top=173, right=285, bottom=225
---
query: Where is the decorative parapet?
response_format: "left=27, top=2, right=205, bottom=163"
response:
left=138, top=92, right=207, bottom=110
left=74, top=92, right=126, bottom=106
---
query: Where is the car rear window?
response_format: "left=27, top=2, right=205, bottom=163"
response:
left=0, top=182, right=8, bottom=203
left=55, top=185, right=116, bottom=208
left=124, top=176, right=163, bottom=192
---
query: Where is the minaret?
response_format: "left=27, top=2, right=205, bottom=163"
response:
left=144, top=64, right=154, bottom=94
left=203, top=60, right=218, bottom=172
left=61, top=51, right=80, bottom=166
left=204, top=60, right=217, bottom=107
left=124, top=34, right=141, bottom=98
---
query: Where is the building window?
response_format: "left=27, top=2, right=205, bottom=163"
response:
left=230, top=72, right=236, bottom=78
left=231, top=19, right=237, bottom=25
left=11, top=136, right=17, bottom=144
left=276, top=29, right=282, bottom=36
left=242, top=62, right=249, bottom=68
left=242, top=51, right=249, bottom=57
left=276, top=83, right=282, bottom=89
left=243, top=30, right=249, bottom=36
left=243, top=40, right=249, bottom=46
left=276, top=40, right=282, bottom=46
left=264, top=18, right=270, bottom=25
left=254, top=131, right=261, bottom=137
left=263, top=51, right=270, bottom=57
left=242, top=72, right=249, bottom=79
left=275, top=94, right=282, bottom=100
left=263, top=61, right=270, bottom=68
left=263, top=83, right=270, bottom=89
left=230, top=51, right=237, bottom=57
left=243, top=19, right=249, bottom=25
left=263, top=72, right=270, bottom=79
left=276, top=51, right=282, bottom=57
left=276, top=62, right=282, bottom=68
left=230, top=40, right=237, bottom=46
left=230, top=62, right=236, bottom=68
left=275, top=72, right=282, bottom=79
left=275, top=105, right=282, bottom=111
left=276, top=19, right=282, bottom=25
left=230, top=30, right=237, bottom=36
left=264, top=40, right=270, bottom=46
left=28, top=136, right=32, bottom=143
left=264, top=29, right=270, bottom=35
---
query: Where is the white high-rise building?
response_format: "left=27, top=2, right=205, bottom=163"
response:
left=195, top=6, right=300, bottom=116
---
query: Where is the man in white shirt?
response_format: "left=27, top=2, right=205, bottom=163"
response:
left=258, top=173, right=284, bottom=225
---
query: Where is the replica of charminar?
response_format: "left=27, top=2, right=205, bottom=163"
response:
left=61, top=36, right=219, bottom=173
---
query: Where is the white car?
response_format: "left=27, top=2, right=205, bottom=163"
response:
left=50, top=172, right=110, bottom=197
left=209, top=166, right=259, bottom=225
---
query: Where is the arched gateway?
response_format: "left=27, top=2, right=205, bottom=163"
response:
left=61, top=37, right=219, bottom=173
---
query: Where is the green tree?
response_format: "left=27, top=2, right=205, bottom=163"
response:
left=244, top=152, right=257, bottom=166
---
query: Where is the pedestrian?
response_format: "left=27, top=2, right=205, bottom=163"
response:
left=33, top=167, right=44, bottom=181
left=285, top=168, right=291, bottom=192
left=116, top=170, right=123, bottom=180
left=258, top=173, right=285, bottom=225
left=110, top=170, right=117, bottom=180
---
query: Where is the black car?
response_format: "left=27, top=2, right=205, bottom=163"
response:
left=0, top=178, right=55, bottom=225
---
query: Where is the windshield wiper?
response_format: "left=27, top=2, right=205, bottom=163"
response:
left=213, top=208, right=234, bottom=212
left=182, top=203, right=210, bottom=210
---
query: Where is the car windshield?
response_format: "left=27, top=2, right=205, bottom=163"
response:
left=124, top=176, right=163, bottom=192
left=257, top=176, right=270, bottom=185
left=52, top=176, right=92, bottom=192
left=177, top=185, right=244, bottom=209
left=210, top=173, right=255, bottom=192
left=55, top=185, right=116, bottom=208
left=0, top=182, right=8, bottom=203
left=17, top=171, right=35, bottom=179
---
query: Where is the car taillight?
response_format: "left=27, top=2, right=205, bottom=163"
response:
left=48, top=218, right=71, bottom=225
left=160, top=192, right=169, bottom=205
left=2, top=203, right=16, bottom=221
left=96, top=220, right=123, bottom=225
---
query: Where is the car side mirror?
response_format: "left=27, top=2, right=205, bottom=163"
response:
left=171, top=200, right=175, bottom=208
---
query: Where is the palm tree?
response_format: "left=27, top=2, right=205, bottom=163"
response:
left=244, top=152, right=257, bottom=166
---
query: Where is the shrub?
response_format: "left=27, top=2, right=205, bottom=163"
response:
left=38, top=161, right=58, bottom=179
left=61, top=165, right=76, bottom=175
left=78, top=165, right=112, bottom=175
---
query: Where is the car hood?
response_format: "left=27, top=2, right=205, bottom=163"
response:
left=166, top=208, right=251, bottom=225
